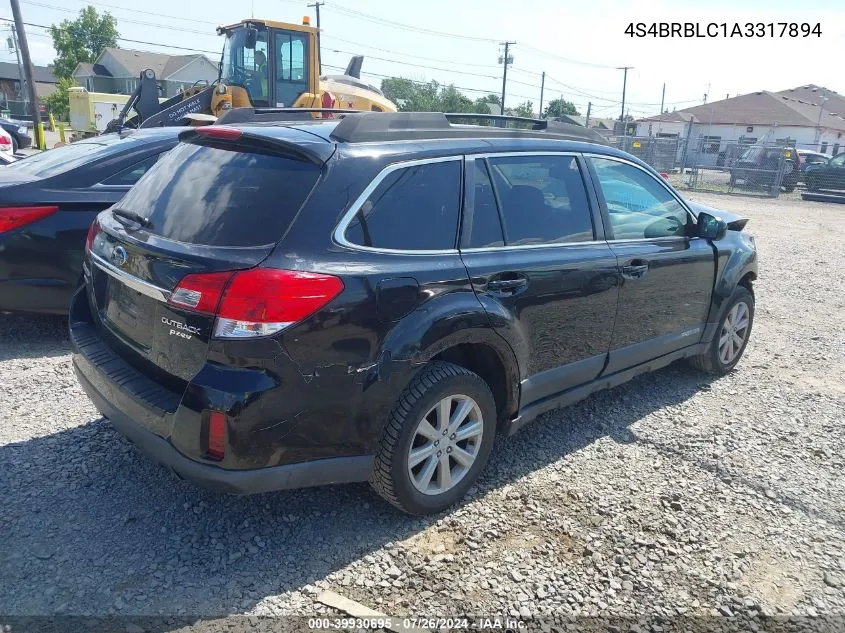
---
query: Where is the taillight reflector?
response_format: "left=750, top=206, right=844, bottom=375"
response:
left=207, top=411, right=226, bottom=461
left=168, top=268, right=344, bottom=339
left=169, top=271, right=234, bottom=315
left=0, top=205, right=59, bottom=234
left=85, top=221, right=102, bottom=254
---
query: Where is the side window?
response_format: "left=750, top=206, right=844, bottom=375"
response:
left=101, top=154, right=162, bottom=186
left=344, top=160, right=461, bottom=251
left=485, top=155, right=594, bottom=246
left=590, top=157, right=689, bottom=240
left=830, top=154, right=845, bottom=167
left=465, top=160, right=504, bottom=248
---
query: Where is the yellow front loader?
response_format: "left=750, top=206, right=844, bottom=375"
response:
left=107, top=17, right=396, bottom=131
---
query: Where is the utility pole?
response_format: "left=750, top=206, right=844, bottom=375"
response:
left=308, top=1, right=323, bottom=74
left=617, top=66, right=632, bottom=121
left=585, top=102, right=592, bottom=128
left=539, top=71, right=545, bottom=118
left=9, top=0, right=42, bottom=149
left=815, top=91, right=828, bottom=149
left=498, top=41, right=515, bottom=116
left=659, top=82, right=665, bottom=114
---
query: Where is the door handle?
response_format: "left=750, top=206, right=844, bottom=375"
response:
left=621, top=259, right=649, bottom=280
left=487, top=278, right=528, bottom=293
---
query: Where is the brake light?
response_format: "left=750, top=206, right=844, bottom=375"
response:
left=0, top=205, right=59, bottom=234
left=84, top=221, right=102, bottom=254
left=0, top=136, right=10, bottom=146
left=169, top=268, right=344, bottom=338
left=194, top=126, right=242, bottom=140
left=169, top=271, right=234, bottom=314
left=659, top=172, right=670, bottom=180
left=207, top=411, right=226, bottom=461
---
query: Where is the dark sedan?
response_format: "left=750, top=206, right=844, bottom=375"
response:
left=0, top=118, right=32, bottom=152
left=805, top=153, right=845, bottom=192
left=0, top=127, right=183, bottom=314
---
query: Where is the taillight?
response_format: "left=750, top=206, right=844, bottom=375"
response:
left=84, top=221, right=102, bottom=254
left=194, top=126, right=242, bottom=140
left=0, top=205, right=59, bottom=234
left=0, top=136, right=11, bottom=147
left=168, top=268, right=344, bottom=338
left=169, top=271, right=234, bottom=315
left=659, top=172, right=670, bottom=180
left=207, top=411, right=226, bottom=461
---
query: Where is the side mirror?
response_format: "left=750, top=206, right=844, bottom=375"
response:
left=698, top=211, right=728, bottom=241
left=244, top=27, right=258, bottom=49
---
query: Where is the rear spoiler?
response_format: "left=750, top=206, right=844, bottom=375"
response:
left=177, top=126, right=332, bottom=165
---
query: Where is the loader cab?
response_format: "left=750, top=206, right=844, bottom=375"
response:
left=218, top=20, right=319, bottom=108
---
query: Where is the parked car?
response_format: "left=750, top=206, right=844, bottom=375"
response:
left=797, top=149, right=829, bottom=177
left=0, top=127, right=183, bottom=314
left=0, top=118, right=32, bottom=152
left=0, top=152, right=16, bottom=166
left=804, top=152, right=845, bottom=192
left=0, top=127, right=14, bottom=158
left=730, top=145, right=800, bottom=192
left=69, top=112, right=758, bottom=515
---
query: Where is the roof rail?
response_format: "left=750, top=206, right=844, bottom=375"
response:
left=215, top=107, right=365, bottom=125
left=329, top=112, right=608, bottom=145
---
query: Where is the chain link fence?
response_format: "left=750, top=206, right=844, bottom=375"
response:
left=605, top=132, right=840, bottom=199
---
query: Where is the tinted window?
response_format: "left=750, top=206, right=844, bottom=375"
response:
left=117, top=143, right=320, bottom=247
left=6, top=134, right=138, bottom=178
left=101, top=154, right=162, bottom=186
left=591, top=157, right=689, bottom=240
left=465, top=160, right=504, bottom=248
left=830, top=154, right=845, bottom=167
left=344, top=160, right=461, bottom=251
left=486, top=155, right=594, bottom=246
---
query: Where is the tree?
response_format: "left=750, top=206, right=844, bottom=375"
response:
left=44, top=77, right=73, bottom=122
left=473, top=93, right=500, bottom=114
left=543, top=98, right=580, bottom=118
left=49, top=6, right=119, bottom=81
left=380, top=77, right=476, bottom=114
left=508, top=100, right=534, bottom=118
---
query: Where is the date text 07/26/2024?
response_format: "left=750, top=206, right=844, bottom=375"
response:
left=625, top=22, right=821, bottom=38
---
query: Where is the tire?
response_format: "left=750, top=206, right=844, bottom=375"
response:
left=11, top=136, right=18, bottom=153
left=688, top=285, right=754, bottom=375
left=370, top=361, right=497, bottom=515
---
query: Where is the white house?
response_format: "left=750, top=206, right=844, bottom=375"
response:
left=74, top=48, right=218, bottom=98
left=635, top=85, right=845, bottom=167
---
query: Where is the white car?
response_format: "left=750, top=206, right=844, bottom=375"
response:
left=0, top=127, right=13, bottom=157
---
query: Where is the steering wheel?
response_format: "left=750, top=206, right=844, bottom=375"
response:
left=228, top=66, right=247, bottom=87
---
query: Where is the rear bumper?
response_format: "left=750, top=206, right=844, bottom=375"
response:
left=69, top=287, right=374, bottom=494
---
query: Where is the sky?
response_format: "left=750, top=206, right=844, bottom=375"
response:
left=1, top=0, right=842, bottom=119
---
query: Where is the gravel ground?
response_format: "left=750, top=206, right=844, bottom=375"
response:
left=1, top=192, right=844, bottom=628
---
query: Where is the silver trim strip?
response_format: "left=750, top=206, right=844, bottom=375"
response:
left=90, top=251, right=171, bottom=303
left=333, top=155, right=462, bottom=256
left=461, top=239, right=609, bottom=254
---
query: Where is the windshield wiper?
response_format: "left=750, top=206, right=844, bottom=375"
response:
left=112, top=208, right=151, bottom=228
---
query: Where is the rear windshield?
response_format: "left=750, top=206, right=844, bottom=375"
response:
left=117, top=143, right=321, bottom=247
left=6, top=134, right=136, bottom=178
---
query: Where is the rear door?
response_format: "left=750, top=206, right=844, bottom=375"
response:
left=459, top=153, right=619, bottom=407
left=86, top=135, right=324, bottom=383
left=586, top=155, right=715, bottom=374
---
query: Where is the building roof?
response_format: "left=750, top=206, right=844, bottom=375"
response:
left=0, top=62, right=56, bottom=84
left=95, top=48, right=209, bottom=79
left=34, top=82, right=56, bottom=98
left=637, top=85, right=845, bottom=131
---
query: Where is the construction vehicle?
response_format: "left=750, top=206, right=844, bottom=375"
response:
left=106, top=17, right=396, bottom=132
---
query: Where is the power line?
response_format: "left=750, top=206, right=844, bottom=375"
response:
left=324, top=3, right=499, bottom=43
left=321, top=34, right=503, bottom=70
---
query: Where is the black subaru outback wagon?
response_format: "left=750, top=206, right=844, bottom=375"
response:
left=70, top=112, right=757, bottom=515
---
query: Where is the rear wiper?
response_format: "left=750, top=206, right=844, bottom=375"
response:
left=112, top=208, right=151, bottom=228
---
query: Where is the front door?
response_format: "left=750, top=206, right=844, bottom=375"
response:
left=587, top=155, right=715, bottom=374
left=459, top=153, right=619, bottom=407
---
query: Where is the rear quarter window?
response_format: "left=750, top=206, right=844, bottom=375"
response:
left=343, top=160, right=461, bottom=251
left=117, top=143, right=321, bottom=247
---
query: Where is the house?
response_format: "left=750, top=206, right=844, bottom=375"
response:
left=73, top=48, right=218, bottom=98
left=553, top=114, right=617, bottom=137
left=635, top=85, right=845, bottom=167
left=0, top=62, right=58, bottom=116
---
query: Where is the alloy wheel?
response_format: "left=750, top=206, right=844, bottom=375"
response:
left=407, top=394, right=483, bottom=495
left=718, top=301, right=750, bottom=365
